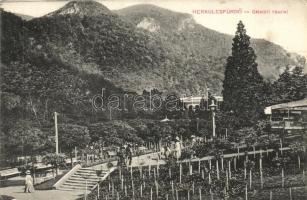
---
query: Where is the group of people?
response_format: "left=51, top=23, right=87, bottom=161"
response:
left=160, top=136, right=182, bottom=160
left=117, top=144, right=133, bottom=167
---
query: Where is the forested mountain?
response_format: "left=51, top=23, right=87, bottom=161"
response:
left=3, top=1, right=305, bottom=98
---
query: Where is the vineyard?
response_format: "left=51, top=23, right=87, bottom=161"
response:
left=85, top=142, right=307, bottom=200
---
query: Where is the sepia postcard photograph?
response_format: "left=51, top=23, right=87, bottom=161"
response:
left=0, top=0, right=306, bottom=199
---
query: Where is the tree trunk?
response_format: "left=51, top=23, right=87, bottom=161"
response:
left=216, top=160, right=220, bottom=180
left=44, top=99, right=49, bottom=121
left=70, top=151, right=73, bottom=169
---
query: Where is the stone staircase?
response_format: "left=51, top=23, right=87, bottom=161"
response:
left=58, top=167, right=108, bottom=191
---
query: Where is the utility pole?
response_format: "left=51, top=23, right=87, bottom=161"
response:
left=54, top=112, right=59, bottom=155
left=212, top=111, right=216, bottom=138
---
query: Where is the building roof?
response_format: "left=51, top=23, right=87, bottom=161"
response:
left=265, top=99, right=307, bottom=114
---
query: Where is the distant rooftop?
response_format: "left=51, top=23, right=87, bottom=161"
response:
left=265, top=98, right=307, bottom=114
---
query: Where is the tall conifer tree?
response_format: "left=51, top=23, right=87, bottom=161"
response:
left=222, top=21, right=264, bottom=126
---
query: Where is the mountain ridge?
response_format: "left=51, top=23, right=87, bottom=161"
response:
left=116, top=4, right=306, bottom=81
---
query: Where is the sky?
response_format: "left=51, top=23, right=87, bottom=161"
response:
left=1, top=0, right=307, bottom=58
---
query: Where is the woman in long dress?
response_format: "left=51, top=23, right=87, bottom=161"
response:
left=24, top=170, right=34, bottom=193
left=174, top=137, right=182, bottom=159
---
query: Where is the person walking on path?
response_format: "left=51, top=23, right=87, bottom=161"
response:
left=126, top=144, right=133, bottom=165
left=117, top=147, right=126, bottom=167
left=24, top=170, right=34, bottom=193
left=165, top=146, right=171, bottom=159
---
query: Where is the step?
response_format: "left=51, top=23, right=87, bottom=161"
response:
left=61, top=182, right=97, bottom=187
left=61, top=182, right=97, bottom=188
left=70, top=173, right=99, bottom=177
left=69, top=176, right=100, bottom=181
left=73, top=172, right=101, bottom=177
left=74, top=171, right=97, bottom=175
left=78, top=168, right=97, bottom=172
left=59, top=184, right=96, bottom=190
left=66, top=179, right=100, bottom=184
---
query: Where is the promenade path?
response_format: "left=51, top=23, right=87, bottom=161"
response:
left=0, top=152, right=161, bottom=200
left=0, top=182, right=83, bottom=200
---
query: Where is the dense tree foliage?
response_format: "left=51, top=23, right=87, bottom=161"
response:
left=222, top=21, right=264, bottom=127
left=58, top=124, right=91, bottom=165
left=5, top=120, right=47, bottom=159
left=267, top=66, right=307, bottom=105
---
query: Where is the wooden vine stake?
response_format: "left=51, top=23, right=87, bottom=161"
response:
left=157, top=159, right=160, bottom=177
left=269, top=191, right=272, bottom=200
left=245, top=184, right=248, bottom=200
left=298, top=155, right=301, bottom=169
left=132, top=180, right=135, bottom=199
left=280, top=138, right=283, bottom=155
left=171, top=181, right=174, bottom=197
left=199, top=188, right=202, bottom=200
left=228, top=160, right=231, bottom=178
left=209, top=172, right=211, bottom=185
left=150, top=187, right=153, bottom=200
left=216, top=159, right=220, bottom=180
left=121, top=176, right=123, bottom=190
left=282, top=168, right=285, bottom=188
left=249, top=170, right=252, bottom=190
left=192, top=181, right=195, bottom=195
left=179, top=163, right=182, bottom=183
left=260, top=156, right=263, bottom=189
left=226, top=169, right=229, bottom=190
left=97, top=184, right=100, bottom=199
left=111, top=181, right=114, bottom=196
left=130, top=166, right=133, bottom=180
left=155, top=180, right=159, bottom=197
left=209, top=159, right=212, bottom=169
left=244, top=161, right=247, bottom=179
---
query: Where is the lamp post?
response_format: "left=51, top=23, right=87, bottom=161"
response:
left=209, top=100, right=217, bottom=138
